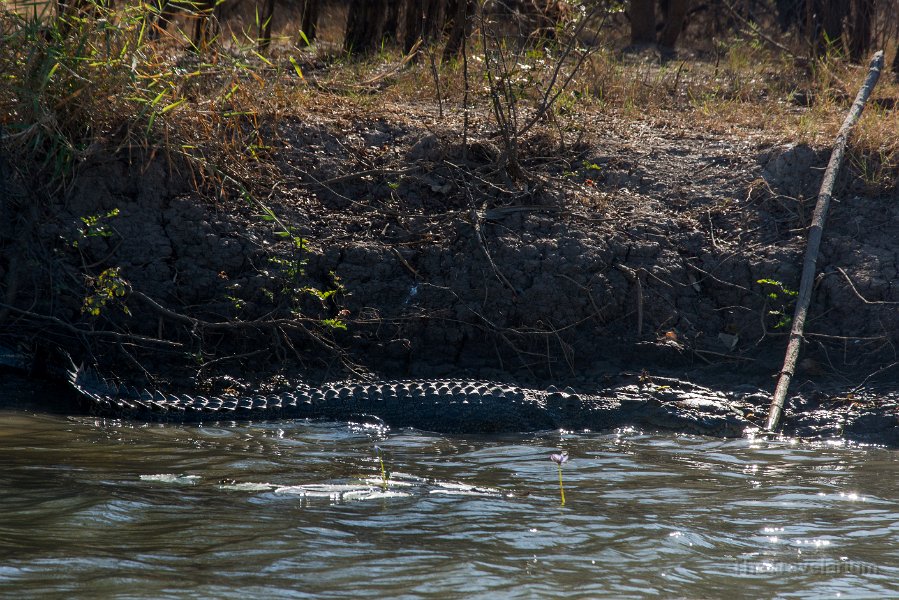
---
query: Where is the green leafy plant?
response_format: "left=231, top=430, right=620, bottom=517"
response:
left=73, top=209, right=120, bottom=248
left=82, top=267, right=131, bottom=317
left=757, top=278, right=798, bottom=329
left=225, top=295, right=245, bottom=310
left=254, top=198, right=346, bottom=329
left=321, top=318, right=347, bottom=331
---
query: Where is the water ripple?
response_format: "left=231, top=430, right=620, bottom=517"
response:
left=1, top=408, right=899, bottom=597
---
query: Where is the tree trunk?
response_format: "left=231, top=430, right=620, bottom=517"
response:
left=443, top=0, right=475, bottom=61
left=403, top=0, right=425, bottom=52
left=384, top=0, right=401, bottom=43
left=809, top=0, right=849, bottom=55
left=847, top=0, right=872, bottom=63
left=402, top=0, right=446, bottom=53
left=820, top=0, right=848, bottom=46
left=259, top=0, right=276, bottom=50
left=775, top=0, right=803, bottom=32
left=658, top=0, right=688, bottom=48
left=300, top=0, right=320, bottom=43
left=423, top=0, right=447, bottom=41
left=629, top=0, right=656, bottom=45
left=191, top=0, right=218, bottom=49
left=345, top=0, right=389, bottom=54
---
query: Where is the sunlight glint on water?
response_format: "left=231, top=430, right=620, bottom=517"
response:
left=1, top=408, right=898, bottom=598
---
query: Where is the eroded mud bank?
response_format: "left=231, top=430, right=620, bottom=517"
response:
left=2, top=104, right=897, bottom=441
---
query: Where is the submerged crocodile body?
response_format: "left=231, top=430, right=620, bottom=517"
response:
left=69, top=367, right=751, bottom=436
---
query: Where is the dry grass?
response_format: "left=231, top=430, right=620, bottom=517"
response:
left=302, top=14, right=899, bottom=181
left=3, top=1, right=899, bottom=199
left=376, top=36, right=899, bottom=191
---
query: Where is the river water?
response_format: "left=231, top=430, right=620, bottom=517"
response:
left=2, top=381, right=899, bottom=598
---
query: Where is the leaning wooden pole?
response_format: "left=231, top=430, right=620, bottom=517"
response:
left=765, top=51, right=885, bottom=432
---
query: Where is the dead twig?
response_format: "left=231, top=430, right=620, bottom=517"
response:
left=556, top=273, right=606, bottom=323
left=0, top=302, right=183, bottom=348
left=636, top=271, right=644, bottom=339
left=392, top=247, right=420, bottom=279
left=196, top=348, right=270, bottom=374
left=615, top=264, right=644, bottom=339
left=835, top=267, right=899, bottom=305
left=317, top=166, right=419, bottom=187
left=685, top=262, right=751, bottom=292
left=693, top=348, right=756, bottom=362
left=850, top=362, right=899, bottom=393
left=516, top=3, right=605, bottom=139
left=469, top=209, right=517, bottom=295
left=132, top=291, right=311, bottom=331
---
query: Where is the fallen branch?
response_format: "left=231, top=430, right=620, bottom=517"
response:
left=765, top=51, right=885, bottom=432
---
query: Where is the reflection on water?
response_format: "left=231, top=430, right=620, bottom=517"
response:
left=1, top=390, right=899, bottom=597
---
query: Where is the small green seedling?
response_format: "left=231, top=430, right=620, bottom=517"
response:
left=757, top=278, right=798, bottom=329
left=374, top=445, right=388, bottom=490
left=73, top=209, right=120, bottom=248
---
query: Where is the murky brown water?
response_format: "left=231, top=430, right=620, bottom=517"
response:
left=2, top=380, right=899, bottom=598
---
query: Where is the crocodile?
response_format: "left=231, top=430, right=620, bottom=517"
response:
left=68, top=366, right=752, bottom=436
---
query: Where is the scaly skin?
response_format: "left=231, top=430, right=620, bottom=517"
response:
left=69, top=367, right=751, bottom=436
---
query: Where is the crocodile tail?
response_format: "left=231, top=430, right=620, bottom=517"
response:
left=68, top=362, right=110, bottom=403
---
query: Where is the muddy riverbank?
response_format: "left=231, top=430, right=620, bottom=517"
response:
left=2, top=86, right=897, bottom=441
